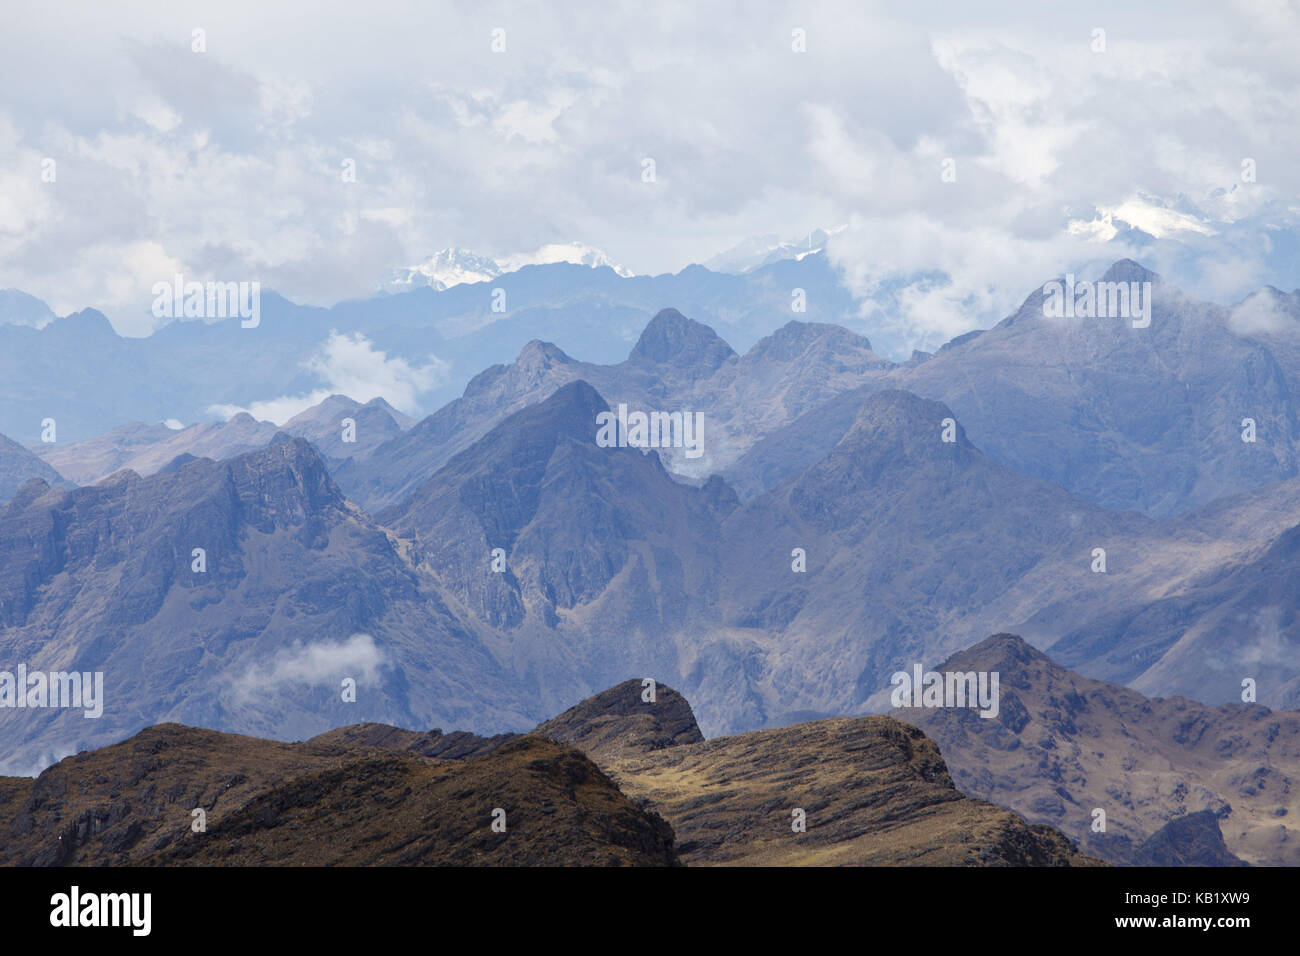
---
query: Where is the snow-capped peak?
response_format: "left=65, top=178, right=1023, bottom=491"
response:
left=499, top=242, right=633, bottom=276
left=703, top=225, right=847, bottom=274
left=385, top=247, right=501, bottom=292
left=385, top=243, right=632, bottom=292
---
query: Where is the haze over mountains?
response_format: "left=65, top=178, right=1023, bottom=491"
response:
left=0, top=434, right=69, bottom=503
left=333, top=309, right=890, bottom=511
left=8, top=255, right=1298, bottom=517
left=28, top=395, right=412, bottom=488
left=0, top=253, right=856, bottom=445
left=2, top=256, right=1299, bottom=867
left=897, top=261, right=1300, bottom=518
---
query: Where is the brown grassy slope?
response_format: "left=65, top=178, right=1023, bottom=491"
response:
left=0, top=724, right=675, bottom=866
left=307, top=722, right=517, bottom=759
left=1, top=676, right=1109, bottom=867
left=605, top=717, right=1094, bottom=866
left=537, top=680, right=1100, bottom=866
left=146, top=737, right=676, bottom=866
left=903, top=634, right=1300, bottom=865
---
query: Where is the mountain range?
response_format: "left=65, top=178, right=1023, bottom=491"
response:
left=384, top=244, right=634, bottom=292
left=27, top=395, right=412, bottom=489
left=0, top=252, right=858, bottom=445
left=3, top=257, right=1299, bottom=867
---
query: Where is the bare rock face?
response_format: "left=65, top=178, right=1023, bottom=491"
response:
left=895, top=263, right=1300, bottom=518
left=378, top=381, right=730, bottom=714
left=29, top=395, right=411, bottom=488
left=535, top=679, right=705, bottom=762
left=336, top=308, right=891, bottom=513
left=282, top=395, right=410, bottom=464
left=628, top=308, right=736, bottom=374
left=0, top=437, right=532, bottom=774
left=1048, top=522, right=1300, bottom=708
left=711, top=387, right=1145, bottom=734
left=0, top=434, right=70, bottom=504
left=31, top=415, right=280, bottom=486
left=1130, top=810, right=1248, bottom=867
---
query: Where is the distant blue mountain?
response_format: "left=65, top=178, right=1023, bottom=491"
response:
left=0, top=289, right=55, bottom=328
left=0, top=254, right=859, bottom=444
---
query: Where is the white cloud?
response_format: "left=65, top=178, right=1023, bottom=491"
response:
left=208, top=330, right=448, bottom=423
left=0, top=1, right=1295, bottom=351
left=226, top=633, right=384, bottom=705
left=208, top=391, right=333, bottom=425
left=1103, top=199, right=1216, bottom=240
left=304, top=330, right=448, bottom=413
left=827, top=212, right=1138, bottom=352
left=1230, top=289, right=1296, bottom=336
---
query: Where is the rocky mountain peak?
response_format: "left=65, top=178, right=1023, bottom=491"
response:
left=1100, top=258, right=1162, bottom=286
left=534, top=678, right=705, bottom=761
left=837, top=389, right=972, bottom=458
left=748, top=320, right=876, bottom=361
left=629, top=308, right=736, bottom=370
left=939, top=632, right=1051, bottom=673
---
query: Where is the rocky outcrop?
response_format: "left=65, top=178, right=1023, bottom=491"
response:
left=535, top=679, right=704, bottom=762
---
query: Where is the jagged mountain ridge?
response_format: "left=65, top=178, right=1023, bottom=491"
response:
left=534, top=678, right=1096, bottom=866
left=0, top=252, right=858, bottom=445
left=334, top=307, right=891, bottom=511
left=9, top=371, right=1300, bottom=773
left=704, top=388, right=1148, bottom=731
left=32, top=394, right=412, bottom=486
left=0, top=433, right=71, bottom=505
left=378, top=381, right=732, bottom=719
left=0, top=437, right=529, bottom=774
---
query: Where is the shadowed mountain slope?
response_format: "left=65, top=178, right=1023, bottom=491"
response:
left=535, top=678, right=705, bottom=763
left=0, top=437, right=528, bottom=774
left=0, top=434, right=71, bottom=504
left=378, top=380, right=731, bottom=720
left=335, top=308, right=891, bottom=510
left=893, top=262, right=1300, bottom=518
left=704, top=388, right=1146, bottom=733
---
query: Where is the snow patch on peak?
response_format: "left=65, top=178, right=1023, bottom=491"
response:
left=499, top=242, right=633, bottom=276
left=385, top=243, right=632, bottom=292
left=704, top=225, right=847, bottom=274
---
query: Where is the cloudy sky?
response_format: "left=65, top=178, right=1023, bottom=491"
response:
left=1, top=0, right=1298, bottom=343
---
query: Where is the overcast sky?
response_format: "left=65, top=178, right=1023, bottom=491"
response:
left=1, top=0, right=1298, bottom=344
